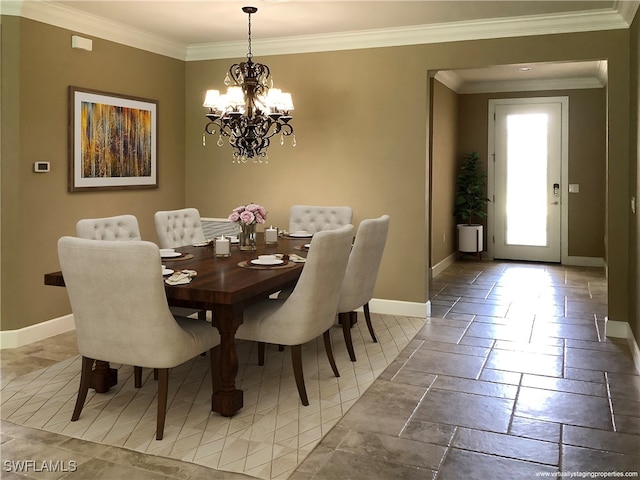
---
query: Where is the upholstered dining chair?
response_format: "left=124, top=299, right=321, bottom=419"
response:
left=58, top=237, right=220, bottom=440
left=337, top=215, right=390, bottom=362
left=76, top=214, right=201, bottom=319
left=154, top=208, right=207, bottom=248
left=76, top=214, right=141, bottom=241
left=235, top=224, right=355, bottom=406
left=288, top=205, right=353, bottom=234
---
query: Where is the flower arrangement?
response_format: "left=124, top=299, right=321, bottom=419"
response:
left=228, top=203, right=267, bottom=225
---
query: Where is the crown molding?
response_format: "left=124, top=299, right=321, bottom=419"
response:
left=435, top=71, right=606, bottom=95
left=2, top=1, right=635, bottom=61
left=187, top=8, right=631, bottom=60
left=2, top=0, right=188, bottom=60
left=614, top=0, right=640, bottom=25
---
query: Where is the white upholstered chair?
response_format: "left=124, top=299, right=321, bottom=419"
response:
left=337, top=215, right=390, bottom=362
left=154, top=208, right=207, bottom=248
left=76, top=214, right=201, bottom=318
left=58, top=237, right=220, bottom=440
left=288, top=205, right=353, bottom=234
left=235, top=224, right=355, bottom=405
left=76, top=214, right=141, bottom=241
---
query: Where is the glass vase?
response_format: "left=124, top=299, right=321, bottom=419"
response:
left=239, top=223, right=257, bottom=251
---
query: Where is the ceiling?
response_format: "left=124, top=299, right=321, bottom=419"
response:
left=5, top=1, right=638, bottom=90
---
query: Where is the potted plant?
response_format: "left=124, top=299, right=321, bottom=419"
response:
left=454, top=152, right=490, bottom=258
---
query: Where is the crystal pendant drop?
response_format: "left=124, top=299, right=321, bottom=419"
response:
left=202, top=133, right=206, bottom=146
left=224, top=73, right=231, bottom=86
left=217, top=136, right=224, bottom=147
left=280, top=134, right=285, bottom=146
left=291, top=135, right=297, bottom=147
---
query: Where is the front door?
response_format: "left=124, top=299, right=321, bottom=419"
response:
left=491, top=98, right=565, bottom=262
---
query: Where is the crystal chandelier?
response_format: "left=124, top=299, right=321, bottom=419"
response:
left=202, top=6, right=295, bottom=164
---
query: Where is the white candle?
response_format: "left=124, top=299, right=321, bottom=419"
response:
left=265, top=226, right=278, bottom=245
left=215, top=236, right=230, bottom=257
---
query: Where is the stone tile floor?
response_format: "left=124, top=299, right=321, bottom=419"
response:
left=2, top=260, right=639, bottom=479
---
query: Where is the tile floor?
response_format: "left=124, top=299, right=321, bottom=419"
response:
left=2, top=260, right=640, bottom=479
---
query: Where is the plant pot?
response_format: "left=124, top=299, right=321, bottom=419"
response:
left=457, top=224, right=483, bottom=253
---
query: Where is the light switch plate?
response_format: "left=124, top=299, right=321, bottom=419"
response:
left=568, top=184, right=580, bottom=193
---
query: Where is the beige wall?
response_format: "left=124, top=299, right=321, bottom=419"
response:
left=2, top=16, right=636, bottom=345
left=186, top=48, right=429, bottom=304
left=631, top=13, right=639, bottom=341
left=1, top=18, right=186, bottom=330
left=457, top=88, right=606, bottom=258
left=430, top=78, right=459, bottom=266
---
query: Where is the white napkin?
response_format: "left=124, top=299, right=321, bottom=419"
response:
left=165, top=269, right=197, bottom=285
left=289, top=254, right=306, bottom=263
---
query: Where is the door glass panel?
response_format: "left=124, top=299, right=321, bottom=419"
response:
left=506, top=113, right=548, bottom=246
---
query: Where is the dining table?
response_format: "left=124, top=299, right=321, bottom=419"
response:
left=44, top=232, right=311, bottom=417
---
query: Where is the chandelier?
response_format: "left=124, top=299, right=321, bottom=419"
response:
left=202, top=6, right=295, bottom=164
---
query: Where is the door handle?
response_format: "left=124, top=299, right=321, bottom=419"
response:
left=553, top=183, right=560, bottom=196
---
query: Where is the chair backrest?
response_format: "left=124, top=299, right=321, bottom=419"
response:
left=337, top=215, right=390, bottom=313
left=76, top=214, right=141, bottom=241
left=154, top=208, right=206, bottom=248
left=288, top=205, right=353, bottom=234
left=267, top=224, right=354, bottom=344
left=57, top=236, right=196, bottom=368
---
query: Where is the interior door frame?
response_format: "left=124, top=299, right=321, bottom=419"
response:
left=487, top=96, right=569, bottom=263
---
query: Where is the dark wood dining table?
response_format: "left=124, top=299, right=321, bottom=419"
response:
left=44, top=233, right=309, bottom=417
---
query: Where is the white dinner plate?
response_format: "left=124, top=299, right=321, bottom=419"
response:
left=304, top=243, right=311, bottom=248
left=229, top=237, right=239, bottom=244
left=161, top=251, right=182, bottom=258
left=162, top=268, right=174, bottom=276
left=290, top=232, right=312, bottom=238
left=251, top=258, right=284, bottom=266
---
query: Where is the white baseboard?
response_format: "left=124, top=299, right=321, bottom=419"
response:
left=563, top=256, right=605, bottom=267
left=1, top=314, right=75, bottom=349
left=1, top=298, right=428, bottom=349
left=431, top=252, right=458, bottom=278
left=606, top=319, right=640, bottom=375
left=367, top=298, right=428, bottom=318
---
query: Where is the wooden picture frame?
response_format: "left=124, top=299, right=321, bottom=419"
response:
left=69, top=86, right=158, bottom=192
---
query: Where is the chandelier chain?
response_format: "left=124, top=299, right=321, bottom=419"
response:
left=246, top=10, right=252, bottom=59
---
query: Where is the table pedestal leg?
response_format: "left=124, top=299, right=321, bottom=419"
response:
left=211, top=306, right=243, bottom=417
left=90, top=361, right=118, bottom=393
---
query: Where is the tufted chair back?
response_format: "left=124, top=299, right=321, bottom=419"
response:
left=154, top=208, right=207, bottom=248
left=336, top=214, right=390, bottom=361
left=76, top=214, right=141, bottom=241
left=288, top=205, right=353, bottom=234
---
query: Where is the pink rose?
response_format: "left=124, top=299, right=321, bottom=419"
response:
left=246, top=203, right=259, bottom=212
left=233, top=206, right=245, bottom=213
left=228, top=212, right=240, bottom=222
left=239, top=210, right=255, bottom=224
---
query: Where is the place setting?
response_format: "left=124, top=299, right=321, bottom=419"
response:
left=159, top=248, right=194, bottom=261
left=238, top=254, right=299, bottom=269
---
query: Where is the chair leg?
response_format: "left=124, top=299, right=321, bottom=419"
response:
left=278, top=345, right=285, bottom=352
left=156, top=368, right=169, bottom=440
left=323, top=330, right=340, bottom=378
left=339, top=312, right=357, bottom=362
left=257, top=342, right=266, bottom=366
left=71, top=356, right=95, bottom=421
left=363, top=303, right=378, bottom=343
left=210, top=346, right=221, bottom=394
left=134, top=366, right=143, bottom=388
left=290, top=345, right=309, bottom=406
left=154, top=368, right=158, bottom=380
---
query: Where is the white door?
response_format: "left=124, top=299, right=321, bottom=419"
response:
left=492, top=99, right=564, bottom=262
